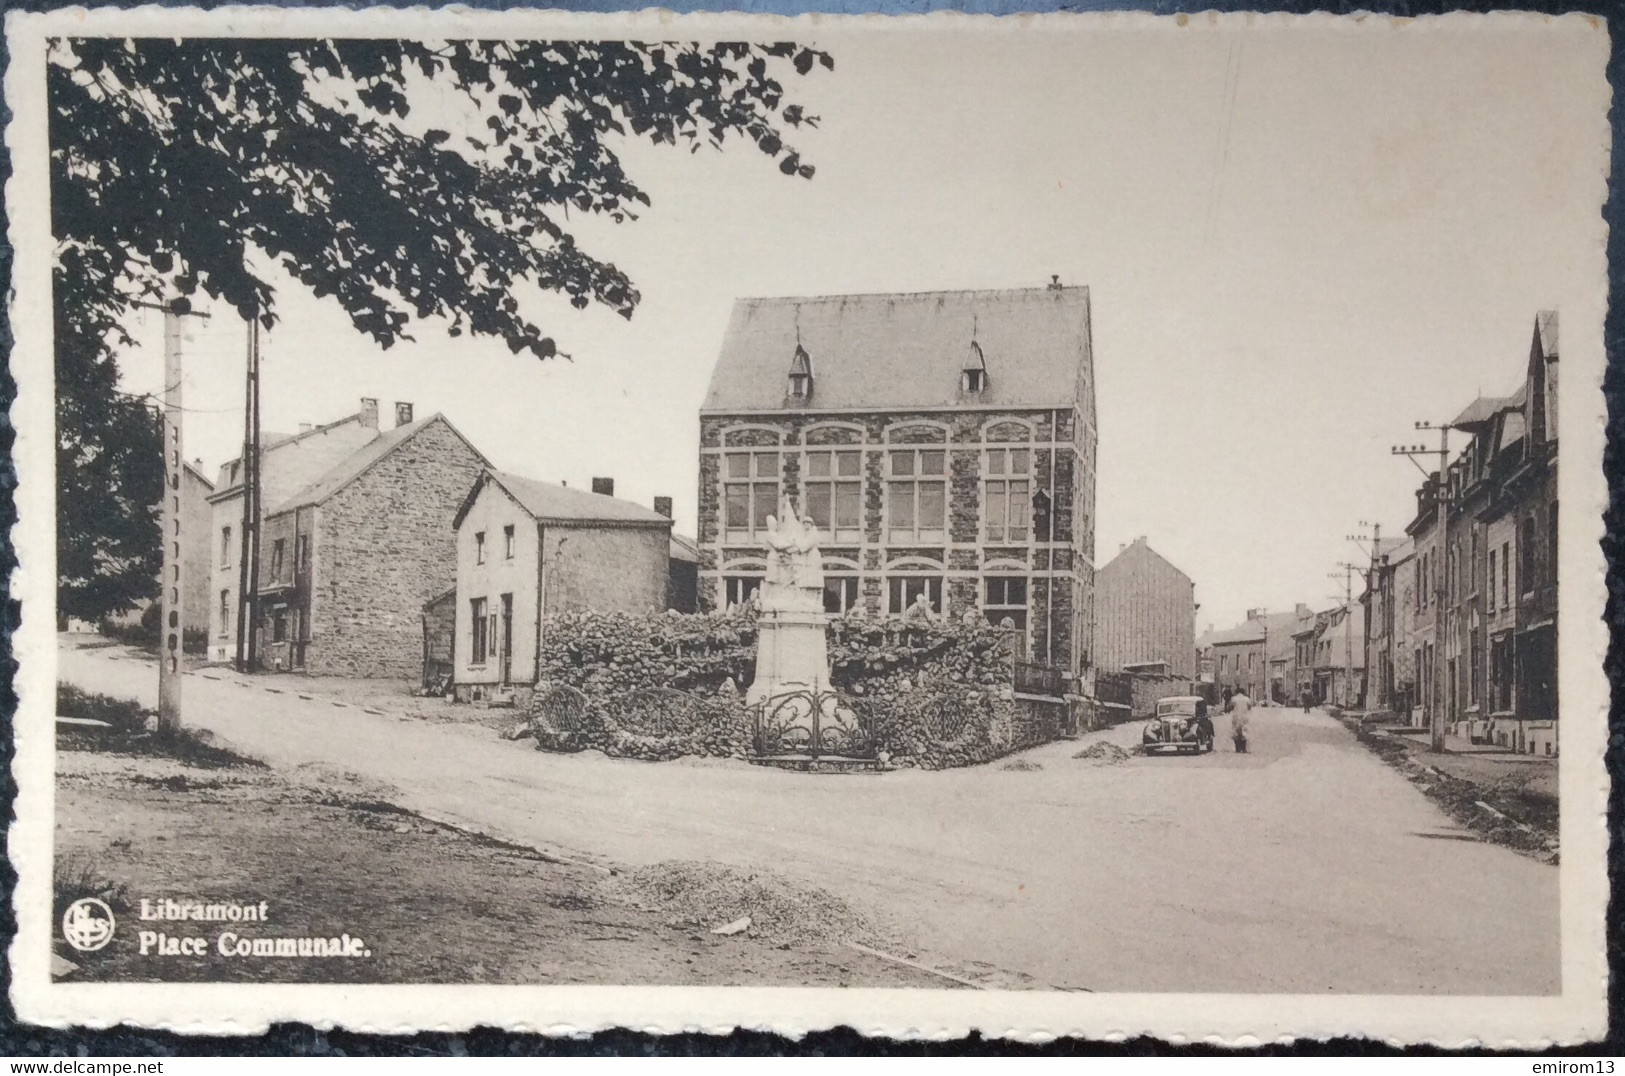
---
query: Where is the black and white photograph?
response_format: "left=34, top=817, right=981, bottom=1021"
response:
left=4, top=6, right=1610, bottom=1043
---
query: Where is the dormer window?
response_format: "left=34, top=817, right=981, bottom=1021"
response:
left=961, top=335, right=988, bottom=393
left=787, top=343, right=813, bottom=399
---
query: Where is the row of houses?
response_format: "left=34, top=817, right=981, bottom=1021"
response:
left=187, top=282, right=1113, bottom=701
left=1360, top=312, right=1559, bottom=756
left=203, top=397, right=694, bottom=683
left=1195, top=602, right=1364, bottom=708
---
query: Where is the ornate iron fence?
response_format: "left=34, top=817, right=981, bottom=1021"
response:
left=752, top=688, right=875, bottom=760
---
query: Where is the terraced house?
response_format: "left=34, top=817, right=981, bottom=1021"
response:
left=696, top=283, right=1099, bottom=687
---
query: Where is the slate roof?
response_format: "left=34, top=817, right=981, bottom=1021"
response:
left=702, top=286, right=1093, bottom=413
left=669, top=533, right=700, bottom=563
left=458, top=470, right=673, bottom=530
left=270, top=414, right=486, bottom=515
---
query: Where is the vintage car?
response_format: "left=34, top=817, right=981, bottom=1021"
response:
left=1141, top=695, right=1215, bottom=755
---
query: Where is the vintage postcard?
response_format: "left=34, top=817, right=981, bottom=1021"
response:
left=4, top=5, right=1611, bottom=1045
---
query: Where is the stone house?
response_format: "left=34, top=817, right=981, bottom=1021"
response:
left=449, top=470, right=672, bottom=697
left=249, top=407, right=489, bottom=678
left=1201, top=617, right=1266, bottom=701
left=1093, top=537, right=1196, bottom=679
left=696, top=284, right=1098, bottom=688
left=206, top=399, right=384, bottom=664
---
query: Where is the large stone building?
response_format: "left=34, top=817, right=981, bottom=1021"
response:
left=1397, top=311, right=1558, bottom=754
left=1094, top=537, right=1195, bottom=678
left=696, top=284, right=1098, bottom=686
left=449, top=470, right=673, bottom=695
left=209, top=398, right=490, bottom=679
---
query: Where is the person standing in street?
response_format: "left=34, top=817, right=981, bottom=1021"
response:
left=1230, top=688, right=1253, bottom=753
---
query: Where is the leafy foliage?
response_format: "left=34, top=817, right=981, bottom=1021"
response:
left=49, top=36, right=831, bottom=619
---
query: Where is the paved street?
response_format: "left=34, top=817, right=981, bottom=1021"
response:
left=59, top=640, right=1559, bottom=994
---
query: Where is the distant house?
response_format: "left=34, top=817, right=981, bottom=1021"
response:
left=450, top=470, right=673, bottom=697
left=97, top=458, right=215, bottom=640
left=1094, top=537, right=1195, bottom=678
left=696, top=283, right=1098, bottom=688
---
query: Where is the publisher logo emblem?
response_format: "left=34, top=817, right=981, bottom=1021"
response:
left=62, top=898, right=115, bottom=952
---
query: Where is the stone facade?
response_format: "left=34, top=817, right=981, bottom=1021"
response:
left=697, top=407, right=1095, bottom=680
left=297, top=416, right=488, bottom=679
left=206, top=404, right=380, bottom=664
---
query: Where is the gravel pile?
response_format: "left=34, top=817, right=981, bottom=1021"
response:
left=999, top=758, right=1043, bottom=772
left=1073, top=741, right=1133, bottom=764
left=603, top=860, right=880, bottom=948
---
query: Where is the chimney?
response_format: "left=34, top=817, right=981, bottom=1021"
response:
left=591, top=477, right=615, bottom=497
left=1047, top=274, right=1063, bottom=290
left=653, top=496, right=673, bottom=519
left=394, top=402, right=414, bottom=428
left=359, top=398, right=379, bottom=429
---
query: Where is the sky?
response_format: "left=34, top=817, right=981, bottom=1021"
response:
left=109, top=15, right=1605, bottom=630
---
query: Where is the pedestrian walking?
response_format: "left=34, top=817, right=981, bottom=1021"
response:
left=1230, top=688, right=1253, bottom=753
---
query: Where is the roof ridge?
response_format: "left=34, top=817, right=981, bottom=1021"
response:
left=737, top=285, right=1089, bottom=305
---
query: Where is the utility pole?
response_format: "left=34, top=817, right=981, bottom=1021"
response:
left=135, top=298, right=210, bottom=734
left=234, top=312, right=263, bottom=673
left=1347, top=520, right=1382, bottom=709
left=1393, top=422, right=1452, bottom=752
left=1328, top=564, right=1358, bottom=708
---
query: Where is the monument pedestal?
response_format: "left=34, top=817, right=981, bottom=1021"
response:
left=746, top=609, right=831, bottom=706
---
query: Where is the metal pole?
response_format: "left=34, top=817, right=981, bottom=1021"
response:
left=157, top=308, right=184, bottom=733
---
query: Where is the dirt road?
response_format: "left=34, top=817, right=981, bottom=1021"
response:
left=58, top=640, right=1559, bottom=994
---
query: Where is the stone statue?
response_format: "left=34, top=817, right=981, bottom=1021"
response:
left=761, top=495, right=824, bottom=614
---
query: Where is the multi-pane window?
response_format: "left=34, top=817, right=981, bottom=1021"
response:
left=887, top=449, right=946, bottom=543
left=503, top=525, right=515, bottom=559
left=470, top=597, right=488, bottom=664
left=270, top=539, right=286, bottom=582
left=1487, top=549, right=1497, bottom=613
left=823, top=576, right=860, bottom=615
left=219, top=589, right=229, bottom=627
left=723, top=576, right=761, bottom=609
left=724, top=452, right=780, bottom=539
left=295, top=534, right=309, bottom=573
left=985, top=448, right=1031, bottom=543
left=887, top=576, right=942, bottom=615
left=220, top=526, right=232, bottom=568
left=475, top=531, right=487, bottom=565
left=983, top=576, right=1028, bottom=629
left=803, top=450, right=863, bottom=542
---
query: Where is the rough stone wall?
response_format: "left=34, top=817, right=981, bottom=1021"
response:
left=307, top=418, right=486, bottom=679
left=542, top=525, right=670, bottom=618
